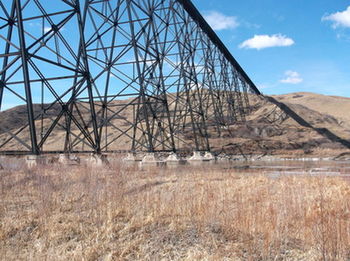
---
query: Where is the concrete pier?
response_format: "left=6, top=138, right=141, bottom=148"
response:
left=86, top=154, right=109, bottom=166
left=139, top=153, right=166, bottom=170
left=203, top=152, right=215, bottom=161
left=141, top=153, right=159, bottom=164
left=188, top=151, right=204, bottom=161
left=25, top=155, right=47, bottom=168
left=58, top=154, right=67, bottom=164
left=123, top=153, right=138, bottom=162
left=58, top=154, right=80, bottom=165
left=166, top=152, right=181, bottom=163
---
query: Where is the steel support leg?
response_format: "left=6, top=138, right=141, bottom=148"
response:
left=15, top=0, right=39, bottom=155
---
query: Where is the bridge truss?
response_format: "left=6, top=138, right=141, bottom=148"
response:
left=0, top=0, right=261, bottom=155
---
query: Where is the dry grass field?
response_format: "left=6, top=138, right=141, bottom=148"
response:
left=1, top=160, right=350, bottom=260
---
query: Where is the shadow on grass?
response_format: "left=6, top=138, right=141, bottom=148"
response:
left=265, top=96, right=350, bottom=149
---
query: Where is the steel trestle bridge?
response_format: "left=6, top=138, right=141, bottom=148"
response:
left=0, top=0, right=261, bottom=155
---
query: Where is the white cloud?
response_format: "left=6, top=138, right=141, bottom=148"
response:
left=43, top=26, right=66, bottom=33
left=204, top=11, right=239, bottom=31
left=280, top=71, right=303, bottom=84
left=29, top=22, right=40, bottom=27
left=322, top=6, right=350, bottom=28
left=44, top=26, right=51, bottom=33
left=239, top=34, right=294, bottom=50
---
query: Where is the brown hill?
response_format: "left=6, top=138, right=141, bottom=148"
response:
left=274, top=92, right=350, bottom=127
left=0, top=92, right=350, bottom=157
left=213, top=93, right=350, bottom=157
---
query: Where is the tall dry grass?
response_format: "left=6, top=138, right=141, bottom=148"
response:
left=1, top=161, right=350, bottom=260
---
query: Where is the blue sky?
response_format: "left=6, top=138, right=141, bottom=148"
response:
left=193, top=0, right=350, bottom=97
left=1, top=0, right=349, bottom=112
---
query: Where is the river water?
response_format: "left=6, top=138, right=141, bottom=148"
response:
left=137, top=159, right=350, bottom=177
left=1, top=155, right=350, bottom=177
